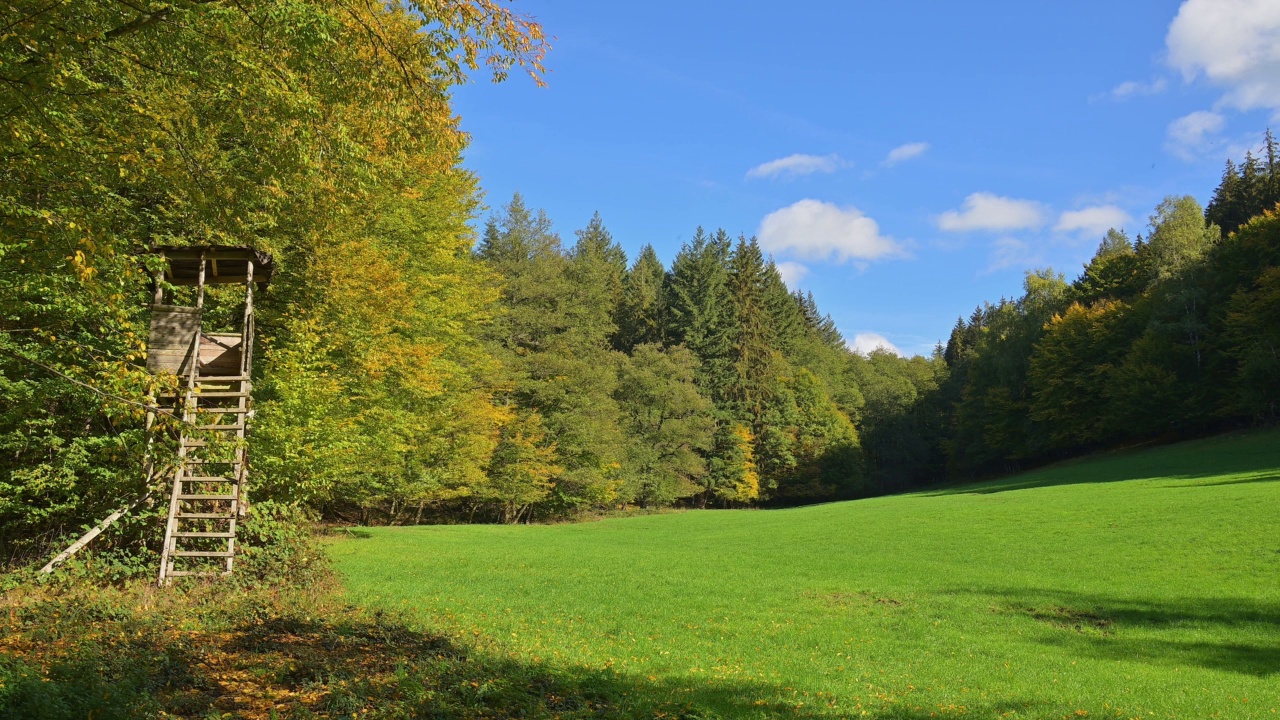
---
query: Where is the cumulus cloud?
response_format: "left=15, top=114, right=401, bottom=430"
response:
left=849, top=332, right=902, bottom=356
left=774, top=261, right=809, bottom=287
left=758, top=199, right=902, bottom=263
left=937, top=193, right=1049, bottom=232
left=1166, top=0, right=1280, bottom=113
left=1165, top=110, right=1226, bottom=160
left=1054, top=205, right=1132, bottom=236
left=746, top=153, right=843, bottom=179
left=883, top=142, right=930, bottom=166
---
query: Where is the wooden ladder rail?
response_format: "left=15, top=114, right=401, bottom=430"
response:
left=158, top=250, right=205, bottom=585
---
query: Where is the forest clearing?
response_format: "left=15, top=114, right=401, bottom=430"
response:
left=5, top=430, right=1277, bottom=718
left=4, top=2, right=1280, bottom=718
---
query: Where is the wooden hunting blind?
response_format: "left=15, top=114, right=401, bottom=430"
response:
left=146, top=246, right=273, bottom=584
left=38, top=246, right=275, bottom=580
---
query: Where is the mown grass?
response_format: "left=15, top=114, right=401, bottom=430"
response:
left=332, top=429, right=1280, bottom=719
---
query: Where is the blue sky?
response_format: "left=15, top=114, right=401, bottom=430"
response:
left=453, top=0, right=1280, bottom=356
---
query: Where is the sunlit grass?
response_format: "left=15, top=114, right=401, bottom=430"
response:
left=332, top=429, right=1280, bottom=719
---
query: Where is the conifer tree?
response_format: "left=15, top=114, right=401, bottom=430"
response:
left=726, top=236, right=779, bottom=422
left=1072, top=229, right=1144, bottom=305
left=615, top=245, right=667, bottom=351
left=664, top=228, right=735, bottom=404
left=479, top=195, right=628, bottom=516
left=478, top=193, right=560, bottom=264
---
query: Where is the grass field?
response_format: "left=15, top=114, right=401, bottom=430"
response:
left=332, top=430, right=1280, bottom=719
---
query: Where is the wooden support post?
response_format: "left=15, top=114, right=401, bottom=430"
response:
left=41, top=493, right=151, bottom=573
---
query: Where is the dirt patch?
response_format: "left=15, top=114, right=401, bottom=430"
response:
left=808, top=590, right=905, bottom=609
left=1023, top=605, right=1114, bottom=634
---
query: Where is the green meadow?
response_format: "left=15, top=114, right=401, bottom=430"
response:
left=332, top=430, right=1280, bottom=719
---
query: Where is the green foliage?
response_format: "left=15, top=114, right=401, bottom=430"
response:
left=664, top=228, right=736, bottom=403
left=0, top=0, right=545, bottom=555
left=938, top=161, right=1280, bottom=476
left=232, top=500, right=329, bottom=584
left=614, top=344, right=716, bottom=506
left=1205, top=130, right=1280, bottom=236
left=481, top=411, right=562, bottom=523
left=614, top=245, right=667, bottom=351
left=478, top=197, right=628, bottom=517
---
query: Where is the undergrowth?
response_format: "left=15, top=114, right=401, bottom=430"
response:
left=2, top=507, right=796, bottom=720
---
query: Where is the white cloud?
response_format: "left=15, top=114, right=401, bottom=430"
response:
left=1166, top=0, right=1280, bottom=113
left=1054, top=205, right=1132, bottom=236
left=758, top=199, right=902, bottom=262
left=849, top=332, right=902, bottom=357
left=985, top=237, right=1040, bottom=274
left=883, top=142, right=930, bottom=166
left=746, top=153, right=843, bottom=179
left=1165, top=110, right=1226, bottom=160
left=1108, top=77, right=1168, bottom=99
left=937, top=193, right=1049, bottom=232
left=774, top=261, right=809, bottom=287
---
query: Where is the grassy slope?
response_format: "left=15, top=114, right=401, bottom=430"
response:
left=332, top=430, right=1280, bottom=720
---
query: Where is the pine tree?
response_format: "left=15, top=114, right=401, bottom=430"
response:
left=1264, top=128, right=1280, bottom=212
left=566, top=213, right=627, bottom=350
left=762, top=259, right=806, bottom=355
left=479, top=196, right=628, bottom=516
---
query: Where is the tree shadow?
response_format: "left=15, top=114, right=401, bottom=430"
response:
left=971, top=586, right=1280, bottom=678
left=2, top=596, right=1048, bottom=720
left=922, top=429, right=1280, bottom=496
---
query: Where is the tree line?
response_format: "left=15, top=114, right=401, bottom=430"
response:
left=930, top=137, right=1280, bottom=479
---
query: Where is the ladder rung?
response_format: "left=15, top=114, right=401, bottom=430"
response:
left=173, top=531, right=235, bottom=538
left=176, top=494, right=237, bottom=501
left=191, top=391, right=249, bottom=397
left=196, top=408, right=246, bottom=414
left=184, top=459, right=241, bottom=464
left=172, top=550, right=234, bottom=557
left=176, top=513, right=235, bottom=519
left=196, top=375, right=249, bottom=381
left=182, top=476, right=235, bottom=482
left=195, top=424, right=244, bottom=431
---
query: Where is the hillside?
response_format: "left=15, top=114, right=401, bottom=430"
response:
left=332, top=429, right=1280, bottom=719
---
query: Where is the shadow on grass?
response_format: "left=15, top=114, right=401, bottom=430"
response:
left=2, top=591, right=1047, bottom=720
left=978, top=587, right=1280, bottom=678
left=923, top=429, right=1280, bottom=497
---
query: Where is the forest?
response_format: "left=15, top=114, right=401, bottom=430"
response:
left=2, top=0, right=1280, bottom=570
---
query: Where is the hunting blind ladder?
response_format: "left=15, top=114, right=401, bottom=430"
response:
left=148, top=247, right=272, bottom=584
left=38, top=246, right=273, bottom=582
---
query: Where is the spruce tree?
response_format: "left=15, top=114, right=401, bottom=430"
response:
left=664, top=228, right=736, bottom=404
left=726, top=236, right=779, bottom=422
left=478, top=192, right=560, bottom=264
left=1205, top=159, right=1242, bottom=235
left=615, top=245, right=667, bottom=351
